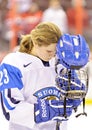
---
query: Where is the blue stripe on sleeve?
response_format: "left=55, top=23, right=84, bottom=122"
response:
left=2, top=90, right=15, bottom=110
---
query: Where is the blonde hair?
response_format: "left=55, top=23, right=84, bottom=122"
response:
left=19, top=22, right=62, bottom=54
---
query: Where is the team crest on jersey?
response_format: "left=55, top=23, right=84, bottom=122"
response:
left=33, top=87, right=61, bottom=99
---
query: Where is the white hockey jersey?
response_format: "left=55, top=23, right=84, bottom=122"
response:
left=0, top=52, right=66, bottom=130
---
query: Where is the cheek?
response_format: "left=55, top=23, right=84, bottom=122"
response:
left=36, top=48, right=45, bottom=56
left=37, top=47, right=45, bottom=54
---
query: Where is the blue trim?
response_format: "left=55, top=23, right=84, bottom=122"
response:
left=2, top=90, right=15, bottom=110
left=8, top=89, right=20, bottom=104
left=0, top=92, right=10, bottom=120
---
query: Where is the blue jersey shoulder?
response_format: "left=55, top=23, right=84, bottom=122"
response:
left=0, top=63, right=23, bottom=91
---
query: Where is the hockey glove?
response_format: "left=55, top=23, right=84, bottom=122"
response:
left=34, top=99, right=73, bottom=123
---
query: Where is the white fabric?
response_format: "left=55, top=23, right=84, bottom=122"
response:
left=1, top=52, right=67, bottom=130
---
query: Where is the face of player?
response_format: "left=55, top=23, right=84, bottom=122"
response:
left=32, top=43, right=57, bottom=61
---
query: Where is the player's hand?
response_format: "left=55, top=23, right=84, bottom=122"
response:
left=34, top=99, right=73, bottom=123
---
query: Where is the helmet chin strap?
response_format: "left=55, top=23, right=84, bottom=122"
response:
left=76, top=98, right=87, bottom=118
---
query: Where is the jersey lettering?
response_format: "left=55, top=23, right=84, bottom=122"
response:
left=0, top=69, right=9, bottom=86
left=40, top=99, right=47, bottom=118
left=34, top=87, right=61, bottom=99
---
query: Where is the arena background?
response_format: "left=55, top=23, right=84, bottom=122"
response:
left=0, top=0, right=92, bottom=129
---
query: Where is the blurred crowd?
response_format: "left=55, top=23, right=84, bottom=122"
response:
left=0, top=0, right=92, bottom=60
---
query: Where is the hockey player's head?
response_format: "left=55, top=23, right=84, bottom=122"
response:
left=49, top=0, right=61, bottom=9
left=19, top=22, right=62, bottom=61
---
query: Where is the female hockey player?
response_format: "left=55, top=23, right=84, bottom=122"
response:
left=0, top=22, right=89, bottom=130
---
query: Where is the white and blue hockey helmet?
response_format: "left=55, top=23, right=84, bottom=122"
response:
left=56, top=34, right=90, bottom=69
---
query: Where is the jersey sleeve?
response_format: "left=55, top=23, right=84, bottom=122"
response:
left=0, top=63, right=23, bottom=91
left=0, top=63, right=35, bottom=129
